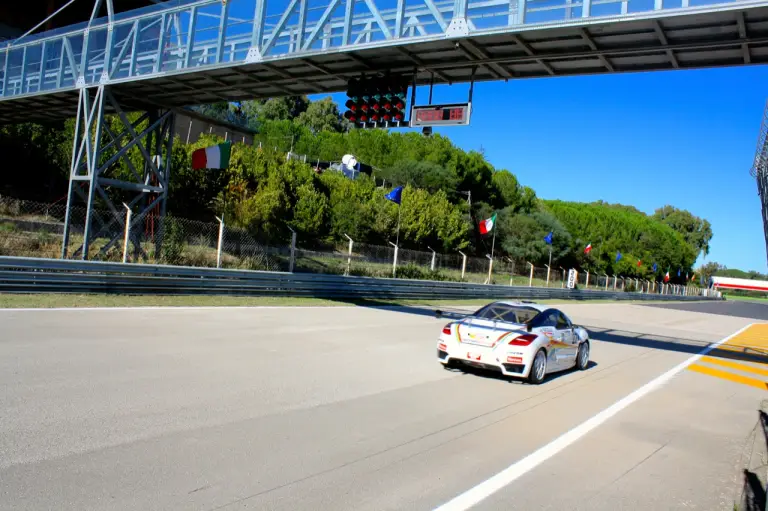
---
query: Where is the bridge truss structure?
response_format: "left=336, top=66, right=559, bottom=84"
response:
left=1, top=0, right=768, bottom=259
left=751, top=101, right=768, bottom=268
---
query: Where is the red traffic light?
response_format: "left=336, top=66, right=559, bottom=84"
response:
left=344, top=111, right=357, bottom=122
left=359, top=113, right=369, bottom=122
left=393, top=110, right=404, bottom=121
left=345, top=99, right=358, bottom=112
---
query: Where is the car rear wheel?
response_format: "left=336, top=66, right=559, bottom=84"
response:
left=528, top=349, right=547, bottom=385
left=576, top=341, right=589, bottom=370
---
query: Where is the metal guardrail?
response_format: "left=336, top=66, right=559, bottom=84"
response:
left=0, top=256, right=718, bottom=301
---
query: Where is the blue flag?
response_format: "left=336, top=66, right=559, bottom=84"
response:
left=544, top=231, right=553, bottom=245
left=677, top=268, right=681, bottom=277
left=385, top=186, right=403, bottom=205
left=652, top=263, right=658, bottom=272
left=615, top=251, right=622, bottom=262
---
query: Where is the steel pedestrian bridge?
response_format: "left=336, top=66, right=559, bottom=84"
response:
left=1, top=0, right=768, bottom=123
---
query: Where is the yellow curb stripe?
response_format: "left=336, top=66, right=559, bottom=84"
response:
left=688, top=363, right=768, bottom=391
left=723, top=324, right=768, bottom=350
left=699, top=356, right=768, bottom=377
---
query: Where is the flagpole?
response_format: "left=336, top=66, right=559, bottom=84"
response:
left=490, top=226, right=496, bottom=260
left=395, top=203, right=402, bottom=247
left=486, top=218, right=497, bottom=285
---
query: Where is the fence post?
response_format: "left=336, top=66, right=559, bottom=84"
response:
left=288, top=227, right=296, bottom=273
left=458, top=250, right=467, bottom=280
left=121, top=203, right=132, bottom=264
left=545, top=264, right=551, bottom=287
left=527, top=262, right=534, bottom=287
left=560, top=267, right=565, bottom=288
left=485, top=254, right=493, bottom=284
left=344, top=233, right=353, bottom=276
left=506, top=257, right=515, bottom=286
left=604, top=274, right=609, bottom=291
left=215, top=215, right=224, bottom=269
left=428, top=246, right=436, bottom=272
left=389, top=241, right=398, bottom=277
left=585, top=270, right=589, bottom=290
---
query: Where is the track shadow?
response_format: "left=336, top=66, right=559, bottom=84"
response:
left=340, top=299, right=768, bottom=366
left=583, top=326, right=768, bottom=366
left=442, top=360, right=598, bottom=385
left=333, top=298, right=474, bottom=321
left=738, top=409, right=768, bottom=511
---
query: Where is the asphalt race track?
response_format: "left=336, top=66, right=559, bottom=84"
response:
left=643, top=298, right=768, bottom=321
left=1, top=301, right=767, bottom=511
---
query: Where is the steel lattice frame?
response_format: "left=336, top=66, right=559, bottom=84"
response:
left=750, top=100, right=768, bottom=268
left=62, top=82, right=175, bottom=260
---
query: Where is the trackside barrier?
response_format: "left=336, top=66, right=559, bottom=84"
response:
left=0, top=256, right=721, bottom=301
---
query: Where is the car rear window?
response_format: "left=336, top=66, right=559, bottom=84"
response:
left=472, top=303, right=540, bottom=324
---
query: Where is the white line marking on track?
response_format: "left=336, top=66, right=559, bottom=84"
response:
left=432, top=322, right=755, bottom=511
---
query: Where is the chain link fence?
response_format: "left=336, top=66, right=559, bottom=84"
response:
left=0, top=194, right=706, bottom=296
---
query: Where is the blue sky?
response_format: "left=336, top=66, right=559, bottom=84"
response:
left=317, top=65, right=768, bottom=273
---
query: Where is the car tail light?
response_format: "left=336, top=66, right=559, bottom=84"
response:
left=442, top=324, right=452, bottom=335
left=438, top=343, right=447, bottom=351
left=508, top=334, right=537, bottom=346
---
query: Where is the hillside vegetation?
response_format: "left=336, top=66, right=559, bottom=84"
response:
left=0, top=96, right=712, bottom=281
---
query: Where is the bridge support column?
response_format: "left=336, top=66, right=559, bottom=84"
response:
left=61, top=85, right=175, bottom=262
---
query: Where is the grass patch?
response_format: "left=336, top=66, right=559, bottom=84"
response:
left=0, top=294, right=346, bottom=308
left=0, top=293, right=698, bottom=309
left=724, top=294, right=768, bottom=303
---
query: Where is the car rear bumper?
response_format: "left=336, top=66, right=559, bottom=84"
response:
left=437, top=338, right=532, bottom=377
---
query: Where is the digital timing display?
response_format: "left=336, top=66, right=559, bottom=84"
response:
left=410, top=103, right=472, bottom=127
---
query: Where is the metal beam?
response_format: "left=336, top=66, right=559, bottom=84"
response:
left=457, top=39, right=512, bottom=79
left=228, top=67, right=295, bottom=95
left=418, top=35, right=767, bottom=72
left=737, top=12, right=751, bottom=63
left=261, top=63, right=330, bottom=92
left=396, top=47, right=452, bottom=83
left=653, top=20, right=679, bottom=68
left=579, top=28, right=614, bottom=72
left=510, top=34, right=556, bottom=75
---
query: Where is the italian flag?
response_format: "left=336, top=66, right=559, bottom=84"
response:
left=663, top=270, right=670, bottom=282
left=479, top=213, right=496, bottom=235
left=192, top=142, right=232, bottom=170
left=584, top=243, right=592, bottom=254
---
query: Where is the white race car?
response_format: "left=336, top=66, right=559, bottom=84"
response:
left=436, top=301, right=590, bottom=384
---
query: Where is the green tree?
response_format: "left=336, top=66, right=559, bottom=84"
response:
left=240, top=96, right=309, bottom=122
left=381, top=159, right=459, bottom=196
left=295, top=97, right=348, bottom=133
left=497, top=208, right=571, bottom=265
left=653, top=205, right=713, bottom=256
left=698, top=261, right=726, bottom=283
